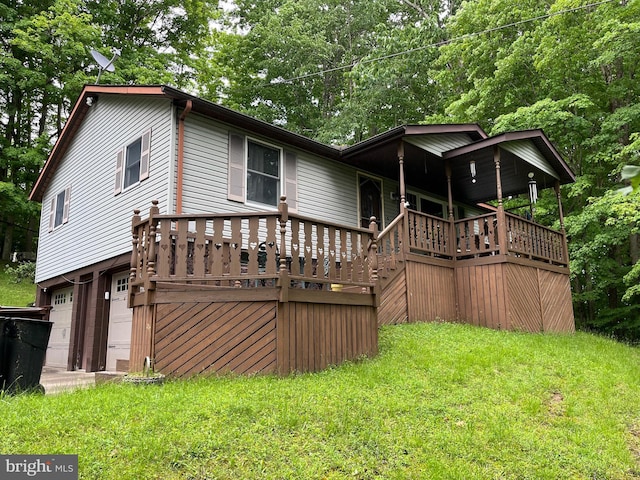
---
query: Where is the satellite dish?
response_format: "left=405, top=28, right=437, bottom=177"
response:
left=91, top=48, right=120, bottom=83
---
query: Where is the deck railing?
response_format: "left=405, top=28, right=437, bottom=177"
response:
left=504, top=212, right=566, bottom=264
left=130, top=200, right=568, bottom=304
left=129, top=198, right=378, bottom=300
left=407, top=209, right=454, bottom=258
left=455, top=213, right=500, bottom=257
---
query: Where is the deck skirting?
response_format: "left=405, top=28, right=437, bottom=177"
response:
left=130, top=286, right=378, bottom=376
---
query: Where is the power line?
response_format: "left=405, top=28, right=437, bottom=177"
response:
left=264, top=0, right=619, bottom=86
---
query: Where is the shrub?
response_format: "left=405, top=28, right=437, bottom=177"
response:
left=5, top=261, right=36, bottom=284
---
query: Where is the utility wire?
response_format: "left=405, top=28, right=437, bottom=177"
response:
left=264, top=0, right=619, bottom=86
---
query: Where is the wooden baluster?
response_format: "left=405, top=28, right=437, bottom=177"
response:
left=146, top=201, right=159, bottom=286
left=328, top=225, right=337, bottom=281
left=340, top=228, right=348, bottom=282
left=212, top=218, right=224, bottom=276
left=317, top=223, right=325, bottom=280
left=248, top=216, right=259, bottom=276
left=291, top=217, right=300, bottom=277
left=193, top=218, right=206, bottom=278
left=303, top=220, right=313, bottom=278
left=230, top=217, right=242, bottom=281
left=175, top=218, right=188, bottom=278
left=265, top=215, right=278, bottom=276
left=156, top=216, right=171, bottom=279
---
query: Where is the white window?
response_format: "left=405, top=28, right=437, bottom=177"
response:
left=48, top=186, right=71, bottom=232
left=227, top=133, right=298, bottom=212
left=115, top=129, right=151, bottom=195
left=54, top=293, right=66, bottom=305
left=247, top=140, right=281, bottom=207
left=116, top=276, right=128, bottom=293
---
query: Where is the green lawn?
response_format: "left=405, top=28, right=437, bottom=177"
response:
left=0, top=261, right=36, bottom=306
left=1, top=322, right=639, bottom=479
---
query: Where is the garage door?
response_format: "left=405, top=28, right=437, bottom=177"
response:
left=106, top=272, right=133, bottom=371
left=46, top=287, right=74, bottom=368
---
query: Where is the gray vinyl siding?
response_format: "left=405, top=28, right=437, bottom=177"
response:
left=297, top=152, right=359, bottom=227
left=404, top=133, right=474, bottom=157
left=35, top=96, right=174, bottom=283
left=180, top=113, right=363, bottom=227
left=502, top=140, right=559, bottom=179
left=180, top=113, right=232, bottom=214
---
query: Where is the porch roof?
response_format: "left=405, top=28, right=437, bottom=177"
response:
left=339, top=126, right=575, bottom=205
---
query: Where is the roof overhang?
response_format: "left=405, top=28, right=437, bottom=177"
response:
left=30, top=85, right=575, bottom=208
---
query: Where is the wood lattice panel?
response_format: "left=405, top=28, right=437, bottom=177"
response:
left=506, top=264, right=543, bottom=332
left=154, top=300, right=277, bottom=377
left=378, top=268, right=408, bottom=325
left=539, top=270, right=575, bottom=332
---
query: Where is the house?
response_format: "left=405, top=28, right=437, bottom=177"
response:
left=30, top=85, right=576, bottom=376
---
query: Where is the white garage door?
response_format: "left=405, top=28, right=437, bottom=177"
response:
left=106, top=272, right=133, bottom=371
left=46, top=287, right=74, bottom=368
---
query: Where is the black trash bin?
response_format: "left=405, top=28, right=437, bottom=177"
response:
left=0, top=317, right=53, bottom=394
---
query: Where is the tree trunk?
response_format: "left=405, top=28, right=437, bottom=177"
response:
left=2, top=222, right=14, bottom=261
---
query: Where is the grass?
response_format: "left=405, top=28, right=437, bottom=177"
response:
left=1, top=322, right=639, bottom=479
left=0, top=261, right=36, bottom=306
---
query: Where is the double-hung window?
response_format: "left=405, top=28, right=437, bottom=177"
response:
left=48, top=186, right=71, bottom=231
left=115, top=129, right=151, bottom=195
left=246, top=140, right=281, bottom=207
left=227, top=133, right=298, bottom=212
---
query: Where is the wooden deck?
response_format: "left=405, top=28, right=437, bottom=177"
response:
left=128, top=198, right=573, bottom=376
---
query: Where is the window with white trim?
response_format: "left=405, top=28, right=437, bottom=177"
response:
left=48, top=186, right=71, bottom=232
left=227, top=133, right=298, bottom=211
left=115, top=129, right=151, bottom=195
left=247, top=140, right=281, bottom=207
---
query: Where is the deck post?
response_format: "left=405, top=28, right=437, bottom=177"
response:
left=144, top=201, right=159, bottom=305
left=555, top=181, right=569, bottom=265
left=494, top=147, right=508, bottom=256
left=129, top=209, right=141, bottom=308
left=445, top=160, right=456, bottom=258
left=278, top=196, right=289, bottom=302
left=369, top=217, right=379, bottom=298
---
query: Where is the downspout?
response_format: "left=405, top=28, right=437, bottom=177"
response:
left=176, top=100, right=193, bottom=214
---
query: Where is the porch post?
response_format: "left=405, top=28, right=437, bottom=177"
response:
left=494, top=147, right=508, bottom=256
left=398, top=141, right=407, bottom=211
left=398, top=141, right=409, bottom=259
left=445, top=160, right=456, bottom=258
left=555, top=181, right=569, bottom=265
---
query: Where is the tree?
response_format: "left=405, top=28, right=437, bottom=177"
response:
left=0, top=0, right=219, bottom=260
left=427, top=0, right=640, bottom=338
left=213, top=0, right=461, bottom=143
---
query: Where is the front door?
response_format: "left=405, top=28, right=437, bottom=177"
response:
left=359, top=174, right=383, bottom=228
left=106, top=272, right=132, bottom=371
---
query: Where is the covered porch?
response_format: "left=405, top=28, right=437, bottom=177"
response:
left=127, top=126, right=575, bottom=376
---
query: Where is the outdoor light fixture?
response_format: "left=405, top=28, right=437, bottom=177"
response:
left=528, top=172, right=538, bottom=204
left=470, top=160, right=477, bottom=183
